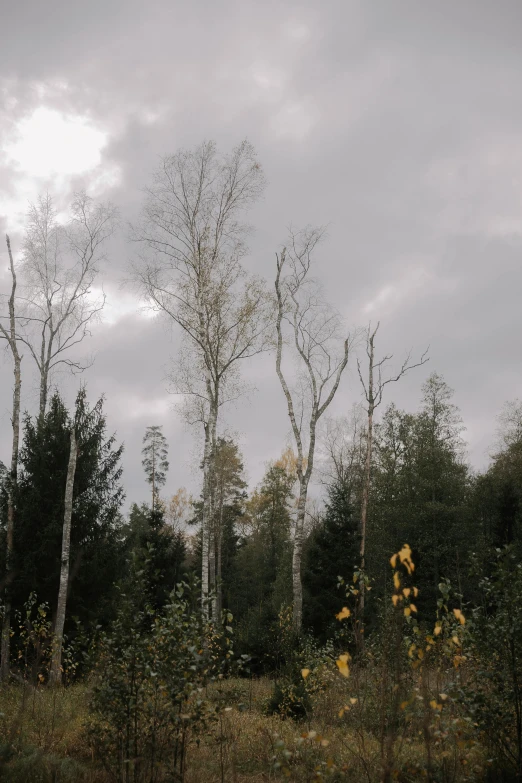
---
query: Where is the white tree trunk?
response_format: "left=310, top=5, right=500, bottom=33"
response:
left=292, top=481, right=308, bottom=631
left=0, top=235, right=23, bottom=682
left=49, top=428, right=78, bottom=685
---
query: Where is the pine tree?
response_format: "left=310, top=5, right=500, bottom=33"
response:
left=141, top=426, right=169, bottom=511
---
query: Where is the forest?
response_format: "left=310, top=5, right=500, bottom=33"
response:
left=1, top=140, right=521, bottom=783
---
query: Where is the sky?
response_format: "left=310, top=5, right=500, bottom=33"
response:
left=1, top=0, right=521, bottom=510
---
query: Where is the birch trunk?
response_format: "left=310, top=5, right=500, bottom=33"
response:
left=292, top=483, right=308, bottom=631
left=49, top=427, right=78, bottom=685
left=0, top=235, right=22, bottom=682
left=201, top=422, right=211, bottom=615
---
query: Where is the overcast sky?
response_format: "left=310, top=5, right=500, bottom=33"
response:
left=1, top=1, right=521, bottom=510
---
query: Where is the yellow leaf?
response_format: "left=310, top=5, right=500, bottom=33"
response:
left=301, top=668, right=310, bottom=679
left=434, top=623, right=442, bottom=636
left=336, top=606, right=351, bottom=621
left=336, top=654, right=351, bottom=678
left=400, top=700, right=409, bottom=710
left=321, top=739, right=330, bottom=747
left=349, top=697, right=358, bottom=705
left=452, top=635, right=459, bottom=646
left=338, top=708, right=345, bottom=718
left=393, top=572, right=401, bottom=590
left=413, top=587, right=419, bottom=597
left=410, top=603, right=418, bottom=613
left=408, top=644, right=416, bottom=658
left=390, top=554, right=398, bottom=568
left=392, top=594, right=399, bottom=606
left=417, top=649, right=424, bottom=660
left=404, top=607, right=411, bottom=617
left=430, top=700, right=438, bottom=710
left=453, top=608, right=466, bottom=625
left=403, top=588, right=411, bottom=598
left=439, top=693, right=448, bottom=701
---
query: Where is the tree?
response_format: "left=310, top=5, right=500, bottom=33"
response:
left=132, top=140, right=272, bottom=615
left=0, top=235, right=22, bottom=681
left=303, top=476, right=359, bottom=641
left=233, top=457, right=295, bottom=665
left=11, top=391, right=125, bottom=641
left=125, top=503, right=186, bottom=610
left=49, top=426, right=78, bottom=684
left=274, top=227, right=350, bottom=631
left=141, top=425, right=169, bottom=511
left=210, top=438, right=247, bottom=617
left=356, top=322, right=428, bottom=625
left=18, top=192, right=118, bottom=420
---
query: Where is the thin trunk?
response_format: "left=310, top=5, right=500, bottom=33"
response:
left=292, top=482, right=308, bottom=631
left=49, top=427, right=78, bottom=685
left=201, top=423, right=211, bottom=615
left=152, top=443, right=156, bottom=512
left=208, top=408, right=218, bottom=620
left=0, top=235, right=22, bottom=682
left=216, top=477, right=225, bottom=618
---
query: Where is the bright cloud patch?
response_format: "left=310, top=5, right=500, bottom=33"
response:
left=4, top=107, right=107, bottom=178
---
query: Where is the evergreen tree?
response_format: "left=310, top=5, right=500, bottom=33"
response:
left=125, top=502, right=186, bottom=609
left=11, top=390, right=125, bottom=633
left=303, top=477, right=359, bottom=641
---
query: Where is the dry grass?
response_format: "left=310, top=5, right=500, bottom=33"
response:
left=0, top=676, right=488, bottom=782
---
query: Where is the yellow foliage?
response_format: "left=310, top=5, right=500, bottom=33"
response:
left=336, top=606, right=351, bottom=621
left=393, top=572, right=401, bottom=590
left=336, top=654, right=351, bottom=678
left=301, top=668, right=310, bottom=680
left=453, top=608, right=466, bottom=625
left=403, top=587, right=411, bottom=598
left=434, top=623, right=442, bottom=636
left=409, top=603, right=418, bottom=613
left=404, top=607, right=411, bottom=617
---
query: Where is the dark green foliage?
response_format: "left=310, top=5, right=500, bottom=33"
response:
left=125, top=502, right=186, bottom=609
left=303, top=478, right=359, bottom=641
left=10, top=389, right=125, bottom=634
left=232, top=464, right=294, bottom=670
left=461, top=546, right=522, bottom=778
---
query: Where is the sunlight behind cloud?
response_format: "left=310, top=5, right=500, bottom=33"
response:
left=4, top=107, right=107, bottom=178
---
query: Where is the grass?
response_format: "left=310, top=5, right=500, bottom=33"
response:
left=0, top=675, right=489, bottom=782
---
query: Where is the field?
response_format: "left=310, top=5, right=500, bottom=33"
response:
left=0, top=672, right=490, bottom=783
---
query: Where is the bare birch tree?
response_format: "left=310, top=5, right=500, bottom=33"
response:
left=19, top=192, right=117, bottom=420
left=131, top=140, right=272, bottom=616
left=49, top=426, right=78, bottom=685
left=0, top=236, right=23, bottom=681
left=356, top=322, right=428, bottom=624
left=275, top=227, right=351, bottom=631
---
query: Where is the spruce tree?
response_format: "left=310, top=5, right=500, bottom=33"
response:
left=303, top=478, right=359, bottom=641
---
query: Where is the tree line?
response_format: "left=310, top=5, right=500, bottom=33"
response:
left=1, top=139, right=521, bottom=688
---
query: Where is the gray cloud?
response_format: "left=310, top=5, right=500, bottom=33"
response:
left=1, top=1, right=522, bottom=509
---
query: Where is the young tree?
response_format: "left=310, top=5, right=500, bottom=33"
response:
left=356, top=322, right=428, bottom=624
left=275, top=228, right=350, bottom=631
left=0, top=235, right=23, bottom=681
left=141, top=425, right=169, bottom=511
left=132, top=140, right=272, bottom=615
left=19, top=192, right=118, bottom=420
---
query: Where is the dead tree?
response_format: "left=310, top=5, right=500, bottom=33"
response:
left=356, top=322, right=429, bottom=625
left=0, top=236, right=23, bottom=681
left=275, top=227, right=351, bottom=632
